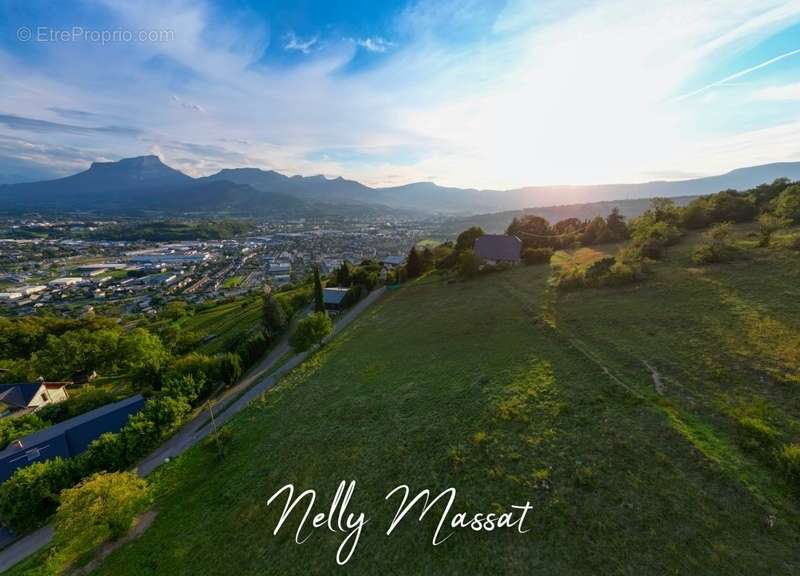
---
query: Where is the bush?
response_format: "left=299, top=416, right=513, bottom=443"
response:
left=48, top=471, right=151, bottom=572
left=0, top=413, right=48, bottom=450
left=290, top=312, right=333, bottom=352
left=0, top=458, right=82, bottom=532
left=458, top=250, right=481, bottom=278
left=776, top=443, right=800, bottom=485
left=523, top=248, right=553, bottom=265
left=234, top=331, right=268, bottom=368
left=773, top=184, right=800, bottom=223
left=36, top=388, right=121, bottom=425
left=736, top=417, right=779, bottom=453
left=216, top=352, right=242, bottom=386
left=161, top=373, right=205, bottom=404
left=691, top=222, right=743, bottom=264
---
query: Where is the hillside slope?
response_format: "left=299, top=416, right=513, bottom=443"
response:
left=11, top=228, right=800, bottom=575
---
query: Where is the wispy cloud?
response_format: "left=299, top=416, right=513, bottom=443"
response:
left=2, top=0, right=800, bottom=188
left=674, top=46, right=800, bottom=101
left=0, top=113, right=141, bottom=136
left=751, top=81, right=800, bottom=100
left=171, top=95, right=206, bottom=113
left=283, top=32, right=318, bottom=54
left=354, top=37, right=394, bottom=53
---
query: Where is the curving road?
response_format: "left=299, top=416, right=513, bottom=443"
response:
left=0, top=287, right=386, bottom=573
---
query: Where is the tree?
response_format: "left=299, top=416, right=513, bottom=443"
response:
left=523, top=247, right=553, bottom=265
left=421, top=247, right=435, bottom=272
left=52, top=472, right=151, bottom=571
left=774, top=184, right=800, bottom=223
left=758, top=213, right=788, bottom=247
left=458, top=249, right=481, bottom=278
left=119, top=328, right=170, bottom=391
left=335, top=261, right=353, bottom=287
left=605, top=208, right=629, bottom=240
left=313, top=267, right=325, bottom=313
left=289, top=312, right=333, bottom=352
left=217, top=352, right=242, bottom=386
left=261, top=289, right=287, bottom=338
left=506, top=216, right=552, bottom=249
left=406, top=247, right=422, bottom=278
left=0, top=458, right=81, bottom=533
left=455, top=226, right=484, bottom=251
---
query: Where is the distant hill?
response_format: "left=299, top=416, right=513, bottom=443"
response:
left=1, top=155, right=798, bottom=216
left=437, top=196, right=701, bottom=235
left=0, top=156, right=305, bottom=216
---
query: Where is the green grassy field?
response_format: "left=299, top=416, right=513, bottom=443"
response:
left=12, top=228, right=800, bottom=575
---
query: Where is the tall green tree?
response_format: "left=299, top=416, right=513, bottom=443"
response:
left=455, top=226, right=484, bottom=251
left=335, top=261, right=353, bottom=286
left=406, top=247, right=422, bottom=278
left=261, top=288, right=287, bottom=339
left=289, top=313, right=333, bottom=352
left=313, top=267, right=325, bottom=313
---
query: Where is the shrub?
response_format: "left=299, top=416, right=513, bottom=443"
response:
left=290, top=312, right=333, bottom=352
left=776, top=443, right=800, bottom=485
left=457, top=249, right=481, bottom=278
left=48, top=471, right=151, bottom=572
left=775, top=232, right=800, bottom=251
left=736, top=417, right=779, bottom=453
left=216, top=352, right=242, bottom=386
left=773, top=184, right=800, bottom=223
left=691, top=222, right=743, bottom=264
left=161, top=373, right=205, bottom=404
left=0, top=458, right=82, bottom=532
left=56, top=471, right=150, bottom=541
left=37, top=388, right=121, bottom=424
left=523, top=248, right=553, bottom=265
left=0, top=413, right=48, bottom=450
left=234, top=331, right=268, bottom=368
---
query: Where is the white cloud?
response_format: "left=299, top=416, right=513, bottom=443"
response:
left=751, top=81, right=800, bottom=100
left=3, top=0, right=800, bottom=189
left=284, top=32, right=319, bottom=54
left=171, top=95, right=206, bottom=113
left=354, top=37, right=394, bottom=53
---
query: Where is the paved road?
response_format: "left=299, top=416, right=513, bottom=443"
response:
left=0, top=288, right=385, bottom=573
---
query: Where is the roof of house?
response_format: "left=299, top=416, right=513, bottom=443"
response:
left=474, top=234, right=522, bottom=262
left=0, top=395, right=144, bottom=458
left=0, top=383, right=45, bottom=409
left=381, top=255, right=405, bottom=266
left=323, top=287, right=349, bottom=305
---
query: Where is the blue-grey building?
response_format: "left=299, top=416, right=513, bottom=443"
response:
left=0, top=395, right=145, bottom=483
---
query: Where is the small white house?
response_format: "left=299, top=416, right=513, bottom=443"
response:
left=0, top=381, right=70, bottom=417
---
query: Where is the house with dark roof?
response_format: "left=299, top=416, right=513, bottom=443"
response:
left=474, top=234, right=522, bottom=265
left=0, top=382, right=69, bottom=417
left=0, top=395, right=145, bottom=483
left=323, top=287, right=350, bottom=311
left=381, top=255, right=405, bottom=268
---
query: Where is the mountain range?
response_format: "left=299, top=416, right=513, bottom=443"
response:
left=1, top=155, right=799, bottom=217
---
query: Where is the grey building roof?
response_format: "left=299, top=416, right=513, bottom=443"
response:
left=323, top=287, right=349, bottom=305
left=0, top=395, right=144, bottom=458
left=381, top=256, right=405, bottom=266
left=474, top=234, right=522, bottom=262
left=0, top=383, right=43, bottom=409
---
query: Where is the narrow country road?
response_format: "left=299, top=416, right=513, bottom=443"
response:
left=0, top=287, right=386, bottom=573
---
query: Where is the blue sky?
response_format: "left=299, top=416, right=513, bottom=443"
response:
left=0, top=0, right=799, bottom=189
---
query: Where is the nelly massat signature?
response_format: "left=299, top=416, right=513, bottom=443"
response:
left=266, top=480, right=533, bottom=565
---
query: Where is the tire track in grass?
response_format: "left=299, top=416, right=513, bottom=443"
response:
left=499, top=276, right=783, bottom=513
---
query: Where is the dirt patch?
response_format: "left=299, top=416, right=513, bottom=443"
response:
left=68, top=510, right=158, bottom=576
left=643, top=361, right=666, bottom=395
